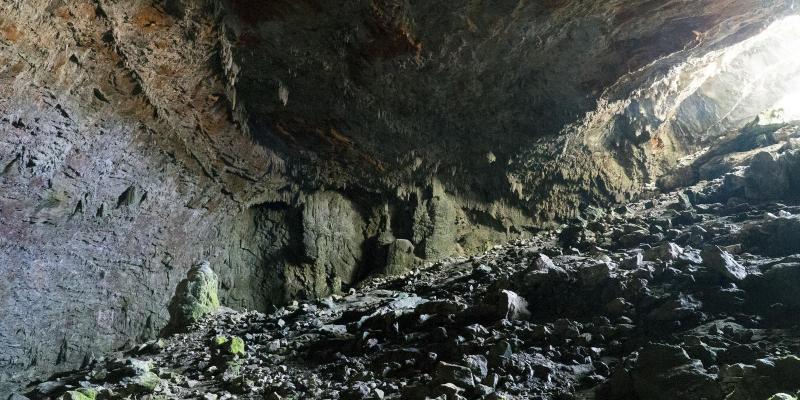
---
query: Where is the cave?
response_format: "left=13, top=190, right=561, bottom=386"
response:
left=3, top=1, right=800, bottom=399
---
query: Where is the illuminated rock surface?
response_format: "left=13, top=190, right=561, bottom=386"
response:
left=19, top=176, right=800, bottom=399
left=3, top=0, right=800, bottom=396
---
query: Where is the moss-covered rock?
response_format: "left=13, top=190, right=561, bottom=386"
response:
left=122, top=370, right=160, bottom=394
left=229, top=336, right=246, bottom=357
left=118, top=359, right=161, bottom=395
left=62, top=388, right=98, bottom=400
left=213, top=335, right=229, bottom=346
left=165, top=261, right=220, bottom=333
left=211, top=335, right=246, bottom=357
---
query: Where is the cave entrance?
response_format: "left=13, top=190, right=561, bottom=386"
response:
left=673, top=15, right=800, bottom=139
left=618, top=15, right=800, bottom=190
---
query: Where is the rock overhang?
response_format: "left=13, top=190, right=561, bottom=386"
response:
left=3, top=0, right=800, bottom=395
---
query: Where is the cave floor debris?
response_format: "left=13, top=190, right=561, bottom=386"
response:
left=22, top=179, right=800, bottom=400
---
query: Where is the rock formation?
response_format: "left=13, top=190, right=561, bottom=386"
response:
left=2, top=0, right=800, bottom=396
left=165, top=262, right=221, bottom=333
left=19, top=173, right=800, bottom=399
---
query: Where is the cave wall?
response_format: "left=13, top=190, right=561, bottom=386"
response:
left=0, top=0, right=276, bottom=391
left=0, top=0, right=796, bottom=394
left=0, top=80, right=236, bottom=390
left=219, top=183, right=525, bottom=314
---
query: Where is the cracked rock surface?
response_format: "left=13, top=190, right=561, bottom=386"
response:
left=21, top=168, right=800, bottom=399
left=2, top=0, right=799, bottom=395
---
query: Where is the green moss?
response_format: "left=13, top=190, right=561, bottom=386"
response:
left=228, top=336, right=246, bottom=356
left=166, top=263, right=221, bottom=332
left=64, top=388, right=98, bottom=400
left=213, top=335, right=229, bottom=346
left=123, top=371, right=160, bottom=394
left=211, top=335, right=245, bottom=356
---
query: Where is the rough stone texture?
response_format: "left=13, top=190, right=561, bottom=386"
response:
left=219, top=203, right=299, bottom=312
left=0, top=0, right=284, bottom=393
left=165, top=262, right=221, bottom=333
left=216, top=0, right=794, bottom=221
left=495, top=290, right=531, bottom=321
left=0, top=0, right=797, bottom=394
left=701, top=245, right=747, bottom=282
left=382, top=239, right=416, bottom=277
left=293, top=191, right=366, bottom=298
left=412, top=180, right=460, bottom=259
left=22, top=188, right=800, bottom=399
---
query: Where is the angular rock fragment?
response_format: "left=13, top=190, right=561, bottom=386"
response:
left=701, top=246, right=747, bottom=281
left=741, top=216, right=800, bottom=256
left=463, top=355, right=489, bottom=379
left=62, top=388, right=97, bottom=400
left=119, top=359, right=161, bottom=395
left=615, top=343, right=723, bottom=400
left=644, top=242, right=683, bottom=262
left=496, top=290, right=531, bottom=321
left=435, top=361, right=476, bottom=388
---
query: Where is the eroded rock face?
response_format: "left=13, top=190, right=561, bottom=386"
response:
left=165, top=262, right=221, bottom=333
left=382, top=239, right=416, bottom=277
left=22, top=187, right=800, bottom=400
left=0, top=0, right=797, bottom=394
left=296, top=191, right=365, bottom=296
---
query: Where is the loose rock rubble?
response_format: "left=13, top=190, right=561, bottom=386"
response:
left=18, top=169, right=800, bottom=400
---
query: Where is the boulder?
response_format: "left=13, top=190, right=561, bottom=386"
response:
left=740, top=216, right=800, bottom=256
left=644, top=243, right=683, bottom=262
left=463, top=355, right=489, bottom=379
left=767, top=394, right=797, bottom=400
left=119, top=359, right=161, bottom=395
left=496, top=290, right=531, bottom=321
left=628, top=343, right=723, bottom=400
left=578, top=262, right=612, bottom=286
left=434, top=383, right=466, bottom=400
left=744, top=152, right=788, bottom=200
left=61, top=389, right=97, bottom=400
left=647, top=294, right=702, bottom=322
left=531, top=253, right=557, bottom=271
left=746, top=262, right=800, bottom=310
left=383, top=239, right=416, bottom=276
left=725, top=356, right=800, bottom=399
left=213, top=335, right=246, bottom=357
left=701, top=246, right=747, bottom=281
left=524, top=255, right=569, bottom=287
left=165, top=261, right=221, bottom=332
left=435, top=362, right=476, bottom=388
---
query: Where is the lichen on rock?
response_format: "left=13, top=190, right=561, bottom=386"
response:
left=165, top=261, right=221, bottom=333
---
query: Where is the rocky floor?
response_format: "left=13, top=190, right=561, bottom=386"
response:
left=17, top=175, right=800, bottom=400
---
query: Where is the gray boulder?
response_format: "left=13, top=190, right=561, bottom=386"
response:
left=629, top=343, right=723, bottom=400
left=383, top=239, right=416, bottom=276
left=435, top=361, right=476, bottom=388
left=701, top=246, right=747, bottom=281
left=496, top=290, right=531, bottom=321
